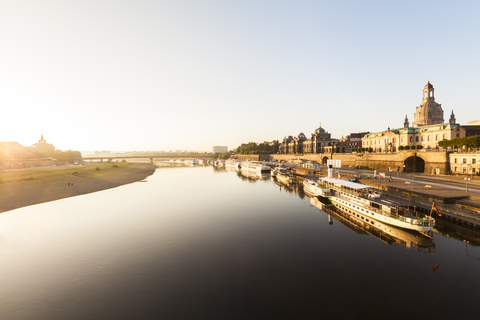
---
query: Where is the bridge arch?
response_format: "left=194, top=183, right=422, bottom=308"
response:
left=322, top=156, right=330, bottom=165
left=404, top=155, right=425, bottom=173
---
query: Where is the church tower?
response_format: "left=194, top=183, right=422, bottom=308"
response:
left=412, top=80, right=444, bottom=127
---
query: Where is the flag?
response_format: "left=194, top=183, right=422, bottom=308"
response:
left=433, top=204, right=441, bottom=216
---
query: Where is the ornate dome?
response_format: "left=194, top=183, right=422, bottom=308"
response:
left=413, top=81, right=444, bottom=127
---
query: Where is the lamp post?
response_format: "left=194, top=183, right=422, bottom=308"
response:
left=466, top=164, right=472, bottom=192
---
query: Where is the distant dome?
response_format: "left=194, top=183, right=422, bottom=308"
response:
left=315, top=126, right=325, bottom=134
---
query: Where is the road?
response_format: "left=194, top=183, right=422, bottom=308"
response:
left=332, top=167, right=480, bottom=194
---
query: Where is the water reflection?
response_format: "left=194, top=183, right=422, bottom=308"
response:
left=236, top=170, right=270, bottom=181
left=2, top=164, right=479, bottom=319
left=309, top=196, right=436, bottom=252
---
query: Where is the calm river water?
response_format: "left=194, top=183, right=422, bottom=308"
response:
left=1, top=164, right=479, bottom=319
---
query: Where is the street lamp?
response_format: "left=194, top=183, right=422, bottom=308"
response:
left=466, top=164, right=472, bottom=192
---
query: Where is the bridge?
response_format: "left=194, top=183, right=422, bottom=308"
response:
left=78, top=155, right=213, bottom=164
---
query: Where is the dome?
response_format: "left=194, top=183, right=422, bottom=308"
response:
left=298, top=132, right=306, bottom=140
left=315, top=126, right=325, bottom=134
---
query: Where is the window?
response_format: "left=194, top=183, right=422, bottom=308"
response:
left=455, top=167, right=458, bottom=172
left=463, top=158, right=467, bottom=164
left=428, top=136, right=431, bottom=141
left=473, top=159, right=476, bottom=164
left=443, top=134, right=447, bottom=139
left=421, top=136, right=424, bottom=141
left=416, top=137, right=419, bottom=142
left=410, top=137, right=413, bottom=142
left=436, top=134, right=439, bottom=140
left=454, top=158, right=457, bottom=164
left=401, top=137, right=405, bottom=143
left=393, top=138, right=396, bottom=143
left=473, top=168, right=476, bottom=174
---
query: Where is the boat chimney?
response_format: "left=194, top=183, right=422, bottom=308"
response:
left=328, top=214, right=333, bottom=225
left=328, top=164, right=333, bottom=178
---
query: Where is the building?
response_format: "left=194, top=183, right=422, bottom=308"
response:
left=450, top=153, right=479, bottom=175
left=213, top=146, right=228, bottom=154
left=336, top=132, right=369, bottom=153
left=361, top=81, right=479, bottom=152
left=1, top=135, right=57, bottom=161
left=280, top=123, right=339, bottom=155
left=30, top=134, right=55, bottom=155
left=0, top=142, right=30, bottom=160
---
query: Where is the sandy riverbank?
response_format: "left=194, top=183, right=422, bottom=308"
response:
left=0, top=162, right=156, bottom=214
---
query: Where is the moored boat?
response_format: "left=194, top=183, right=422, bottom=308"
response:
left=276, top=171, right=295, bottom=185
left=309, top=197, right=435, bottom=250
left=302, top=179, right=333, bottom=197
left=240, top=161, right=270, bottom=173
left=225, top=159, right=241, bottom=170
left=317, top=166, right=435, bottom=235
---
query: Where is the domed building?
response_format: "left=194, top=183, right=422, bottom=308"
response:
left=280, top=123, right=338, bottom=154
left=413, top=81, right=444, bottom=127
left=361, top=80, right=479, bottom=152
left=30, top=134, right=56, bottom=155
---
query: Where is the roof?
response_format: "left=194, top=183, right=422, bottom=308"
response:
left=320, top=177, right=374, bottom=190
left=363, top=122, right=460, bottom=138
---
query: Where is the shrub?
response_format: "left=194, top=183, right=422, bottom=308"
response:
left=398, top=145, right=404, bottom=150
left=416, top=145, right=423, bottom=149
left=96, top=166, right=100, bottom=171
left=112, top=164, right=118, bottom=168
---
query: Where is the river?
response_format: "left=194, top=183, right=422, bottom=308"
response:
left=0, top=164, right=479, bottom=319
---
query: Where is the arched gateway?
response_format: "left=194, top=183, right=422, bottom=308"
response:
left=404, top=156, right=425, bottom=173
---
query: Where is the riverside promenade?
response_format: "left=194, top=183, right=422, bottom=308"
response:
left=363, top=176, right=480, bottom=227
left=293, top=165, right=480, bottom=230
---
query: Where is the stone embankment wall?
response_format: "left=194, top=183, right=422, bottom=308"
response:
left=271, top=151, right=450, bottom=174
left=232, top=154, right=270, bottom=161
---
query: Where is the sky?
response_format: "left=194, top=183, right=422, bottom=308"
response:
left=1, top=0, right=479, bottom=152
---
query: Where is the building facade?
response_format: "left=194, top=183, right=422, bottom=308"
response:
left=279, top=123, right=339, bottom=155
left=362, top=81, right=479, bottom=152
left=213, top=146, right=228, bottom=154
left=337, top=132, right=369, bottom=153
left=450, top=153, right=479, bottom=175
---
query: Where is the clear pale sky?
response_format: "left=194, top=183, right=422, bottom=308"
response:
left=1, top=1, right=479, bottom=152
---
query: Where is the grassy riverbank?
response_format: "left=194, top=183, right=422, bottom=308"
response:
left=0, top=162, right=156, bottom=214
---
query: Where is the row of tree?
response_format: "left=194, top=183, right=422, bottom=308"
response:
left=211, top=140, right=280, bottom=159
left=438, top=136, right=480, bottom=148
left=235, top=140, right=280, bottom=155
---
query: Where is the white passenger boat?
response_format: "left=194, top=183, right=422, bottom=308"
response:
left=225, top=159, right=241, bottom=170
left=276, top=171, right=295, bottom=185
left=303, top=179, right=333, bottom=197
left=315, top=166, right=435, bottom=235
left=240, top=161, right=270, bottom=173
left=271, top=166, right=290, bottom=177
left=309, top=197, right=435, bottom=250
